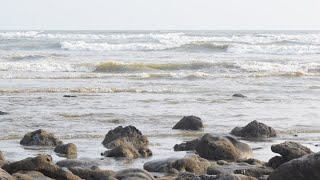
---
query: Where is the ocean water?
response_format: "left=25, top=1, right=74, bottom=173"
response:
left=0, top=30, right=319, bottom=169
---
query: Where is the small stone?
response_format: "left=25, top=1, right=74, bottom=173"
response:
left=54, top=143, right=78, bottom=155
left=63, top=95, right=77, bottom=97
left=233, top=93, right=247, bottom=98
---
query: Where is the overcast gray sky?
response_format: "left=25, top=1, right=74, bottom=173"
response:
left=1, top=0, right=320, bottom=30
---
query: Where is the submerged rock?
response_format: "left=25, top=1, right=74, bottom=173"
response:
left=0, top=111, right=9, bottom=115
left=172, top=116, right=204, bottom=130
left=232, top=94, right=247, bottom=98
left=231, top=120, right=277, bottom=138
left=195, top=134, right=253, bottom=161
left=271, top=141, right=313, bottom=162
left=63, top=95, right=77, bottom=98
left=69, top=166, right=116, bottom=180
left=268, top=152, right=320, bottom=180
left=2, top=155, right=81, bottom=179
left=54, top=143, right=78, bottom=155
left=115, top=168, right=156, bottom=180
left=56, top=159, right=99, bottom=168
left=174, top=138, right=200, bottom=151
left=102, top=125, right=149, bottom=149
left=20, top=129, right=62, bottom=146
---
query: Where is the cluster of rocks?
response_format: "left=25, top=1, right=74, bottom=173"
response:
left=0, top=116, right=319, bottom=180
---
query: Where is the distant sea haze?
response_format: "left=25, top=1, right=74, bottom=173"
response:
left=0, top=31, right=319, bottom=168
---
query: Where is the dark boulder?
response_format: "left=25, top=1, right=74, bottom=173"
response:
left=54, top=143, right=78, bottom=155
left=195, top=134, right=253, bottom=161
left=115, top=168, right=156, bottom=180
left=172, top=116, right=204, bottom=131
left=2, top=155, right=81, bottom=180
left=267, top=156, right=284, bottom=169
left=174, top=138, right=200, bottom=151
left=20, top=129, right=62, bottom=146
left=271, top=141, right=313, bottom=162
left=0, top=111, right=9, bottom=115
left=63, top=95, right=77, bottom=98
left=268, top=152, right=320, bottom=180
left=231, top=120, right=276, bottom=138
left=102, top=126, right=148, bottom=149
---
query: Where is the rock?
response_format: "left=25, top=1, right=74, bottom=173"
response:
left=102, top=143, right=139, bottom=158
left=172, top=116, right=204, bottom=131
left=2, top=155, right=81, bottom=180
left=63, top=95, right=77, bottom=98
left=237, top=159, right=266, bottom=166
left=144, top=158, right=178, bottom=173
left=174, top=138, right=200, bottom=151
left=12, top=171, right=53, bottom=180
left=268, top=152, right=320, bottom=180
left=20, top=129, right=62, bottom=146
left=54, top=143, right=78, bottom=155
left=56, top=159, right=99, bottom=168
left=102, top=126, right=149, bottom=149
left=215, top=174, right=257, bottom=180
left=232, top=94, right=247, bottom=98
left=195, top=134, right=253, bottom=161
left=69, top=166, right=116, bottom=180
left=0, top=151, right=9, bottom=167
left=231, top=120, right=277, bottom=138
left=271, top=141, right=313, bottom=162
left=266, top=156, right=284, bottom=169
left=0, top=168, right=15, bottom=180
left=138, top=146, right=153, bottom=158
left=176, top=172, right=201, bottom=180
left=207, top=162, right=273, bottom=178
left=0, top=111, right=9, bottom=115
left=171, top=154, right=211, bottom=175
left=115, top=168, right=156, bottom=180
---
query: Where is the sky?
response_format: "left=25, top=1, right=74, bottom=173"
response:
left=1, top=0, right=320, bottom=30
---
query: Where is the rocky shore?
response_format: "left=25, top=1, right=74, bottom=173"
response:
left=0, top=116, right=319, bottom=180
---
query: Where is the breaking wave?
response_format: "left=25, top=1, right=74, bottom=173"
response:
left=0, top=60, right=319, bottom=79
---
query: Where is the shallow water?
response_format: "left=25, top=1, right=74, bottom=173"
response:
left=0, top=30, right=320, bottom=169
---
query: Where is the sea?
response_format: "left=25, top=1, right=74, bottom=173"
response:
left=0, top=30, right=319, bottom=170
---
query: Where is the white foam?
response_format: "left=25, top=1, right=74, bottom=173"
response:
left=228, top=44, right=320, bottom=55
